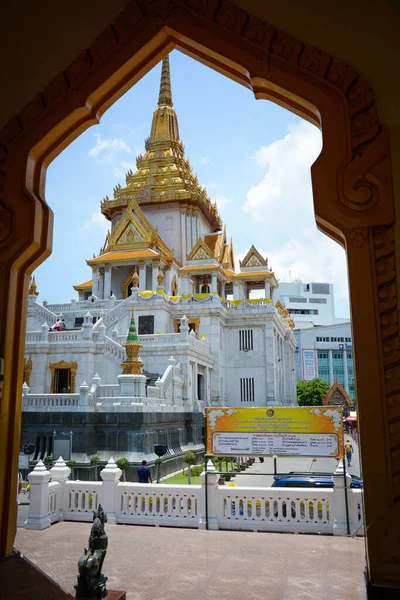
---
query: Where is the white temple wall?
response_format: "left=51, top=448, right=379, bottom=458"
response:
left=143, top=204, right=182, bottom=262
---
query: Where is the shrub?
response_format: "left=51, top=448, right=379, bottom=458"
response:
left=190, top=465, right=203, bottom=477
left=183, top=451, right=196, bottom=484
left=43, top=455, right=53, bottom=467
left=116, top=457, right=130, bottom=481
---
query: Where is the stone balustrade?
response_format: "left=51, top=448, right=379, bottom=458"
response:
left=25, top=458, right=364, bottom=536
left=23, top=393, right=80, bottom=408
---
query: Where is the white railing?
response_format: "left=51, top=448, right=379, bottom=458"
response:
left=97, top=384, right=120, bottom=398
left=48, top=481, right=60, bottom=524
left=23, top=394, right=80, bottom=407
left=139, top=333, right=181, bottom=345
left=26, top=331, right=41, bottom=342
left=94, top=297, right=130, bottom=330
left=104, top=335, right=126, bottom=363
left=116, top=483, right=200, bottom=528
left=45, top=303, right=73, bottom=313
left=64, top=481, right=102, bottom=522
left=48, top=330, right=82, bottom=342
left=217, top=486, right=332, bottom=533
left=26, top=459, right=363, bottom=537
left=34, top=302, right=58, bottom=325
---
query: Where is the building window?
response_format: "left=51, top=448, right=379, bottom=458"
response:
left=317, top=350, right=330, bottom=384
left=309, top=298, right=327, bottom=304
left=239, top=329, right=253, bottom=351
left=74, top=317, right=84, bottom=328
left=332, top=351, right=345, bottom=387
left=289, top=309, right=319, bottom=315
left=138, top=315, right=155, bottom=335
left=240, top=378, right=255, bottom=402
left=345, top=337, right=352, bottom=343
left=289, top=296, right=307, bottom=303
left=311, top=283, right=330, bottom=294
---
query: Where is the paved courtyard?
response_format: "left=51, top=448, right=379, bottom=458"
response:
left=15, top=521, right=366, bottom=600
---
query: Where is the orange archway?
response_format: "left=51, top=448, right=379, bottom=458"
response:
left=0, top=0, right=398, bottom=594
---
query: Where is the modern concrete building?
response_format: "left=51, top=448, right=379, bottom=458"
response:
left=294, top=322, right=355, bottom=399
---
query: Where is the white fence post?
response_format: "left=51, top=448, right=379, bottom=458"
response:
left=25, top=460, right=51, bottom=530
left=49, top=457, right=71, bottom=521
left=199, top=460, right=219, bottom=530
left=100, top=458, right=121, bottom=524
left=332, top=460, right=352, bottom=536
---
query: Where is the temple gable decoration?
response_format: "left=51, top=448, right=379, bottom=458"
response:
left=187, top=238, right=214, bottom=261
left=107, top=199, right=157, bottom=251
left=240, top=245, right=268, bottom=269
left=323, top=379, right=353, bottom=412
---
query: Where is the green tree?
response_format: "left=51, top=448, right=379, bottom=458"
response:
left=183, top=451, right=196, bottom=484
left=116, top=457, right=130, bottom=481
left=296, top=378, right=330, bottom=406
left=66, top=459, right=76, bottom=480
left=90, top=455, right=101, bottom=480
left=43, top=455, right=53, bottom=469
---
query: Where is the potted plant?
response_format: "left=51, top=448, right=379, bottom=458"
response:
left=116, top=457, right=130, bottom=482
left=183, top=451, right=196, bottom=484
left=43, top=455, right=54, bottom=469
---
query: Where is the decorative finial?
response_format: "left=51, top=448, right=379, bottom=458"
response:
left=158, top=55, right=173, bottom=107
left=121, top=311, right=143, bottom=374
left=29, top=275, right=39, bottom=296
left=157, top=266, right=164, bottom=286
left=132, top=267, right=139, bottom=288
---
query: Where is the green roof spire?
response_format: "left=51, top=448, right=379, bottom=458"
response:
left=126, top=311, right=139, bottom=343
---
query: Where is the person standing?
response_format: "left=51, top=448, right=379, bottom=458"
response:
left=345, top=439, right=354, bottom=467
left=137, top=460, right=152, bottom=483
left=17, top=471, right=23, bottom=505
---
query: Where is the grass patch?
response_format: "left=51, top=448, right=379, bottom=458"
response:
left=160, top=472, right=202, bottom=485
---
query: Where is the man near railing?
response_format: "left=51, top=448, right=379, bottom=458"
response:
left=137, top=460, right=152, bottom=484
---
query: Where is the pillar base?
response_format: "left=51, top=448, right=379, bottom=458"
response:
left=366, top=577, right=400, bottom=600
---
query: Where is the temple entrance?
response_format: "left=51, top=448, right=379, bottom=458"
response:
left=53, top=369, right=70, bottom=394
left=0, top=3, right=397, bottom=595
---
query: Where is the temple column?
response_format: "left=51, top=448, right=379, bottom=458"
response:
left=343, top=347, right=349, bottom=392
left=91, top=266, right=98, bottom=297
left=328, top=349, right=334, bottom=384
left=211, top=273, right=217, bottom=294
left=104, top=264, right=111, bottom=299
left=233, top=281, right=239, bottom=300
left=152, top=262, right=158, bottom=290
left=264, top=280, right=271, bottom=299
left=191, top=213, right=196, bottom=247
left=180, top=207, right=187, bottom=265
left=181, top=275, right=190, bottom=295
left=139, top=260, right=145, bottom=290
left=165, top=267, right=171, bottom=295
left=238, top=282, right=245, bottom=300
left=186, top=210, right=191, bottom=256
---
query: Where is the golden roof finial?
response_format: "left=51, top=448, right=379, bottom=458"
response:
left=29, top=275, right=39, bottom=296
left=132, top=267, right=139, bottom=288
left=158, top=55, right=173, bottom=107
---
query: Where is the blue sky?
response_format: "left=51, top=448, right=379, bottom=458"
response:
left=37, top=49, right=350, bottom=318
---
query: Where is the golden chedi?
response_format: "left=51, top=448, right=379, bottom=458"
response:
left=121, top=313, right=143, bottom=375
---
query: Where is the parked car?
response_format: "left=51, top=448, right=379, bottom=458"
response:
left=272, top=472, right=362, bottom=489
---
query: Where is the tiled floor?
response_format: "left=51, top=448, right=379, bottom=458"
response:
left=15, top=522, right=367, bottom=600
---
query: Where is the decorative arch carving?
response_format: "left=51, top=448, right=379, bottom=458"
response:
left=0, top=0, right=398, bottom=586
left=49, top=360, right=77, bottom=393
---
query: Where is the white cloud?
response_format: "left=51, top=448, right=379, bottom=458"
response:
left=215, top=195, right=232, bottom=211
left=129, top=124, right=146, bottom=135
left=200, top=156, right=215, bottom=166
left=81, top=211, right=109, bottom=233
left=240, top=120, right=350, bottom=316
left=205, top=182, right=218, bottom=190
left=88, top=133, right=131, bottom=163
left=113, top=160, right=137, bottom=179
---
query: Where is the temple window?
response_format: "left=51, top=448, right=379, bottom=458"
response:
left=138, top=315, right=155, bottom=335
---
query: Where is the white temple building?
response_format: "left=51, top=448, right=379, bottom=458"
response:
left=21, top=56, right=296, bottom=463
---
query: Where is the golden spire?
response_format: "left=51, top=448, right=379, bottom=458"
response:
left=132, top=267, right=139, bottom=288
left=158, top=55, right=173, bottom=107
left=149, top=54, right=180, bottom=143
left=29, top=275, right=39, bottom=296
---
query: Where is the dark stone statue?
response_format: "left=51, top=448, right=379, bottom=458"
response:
left=75, top=504, right=108, bottom=599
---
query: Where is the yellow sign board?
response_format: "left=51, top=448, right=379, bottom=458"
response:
left=206, top=406, right=344, bottom=458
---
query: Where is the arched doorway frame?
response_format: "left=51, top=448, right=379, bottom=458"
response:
left=0, top=0, right=398, bottom=591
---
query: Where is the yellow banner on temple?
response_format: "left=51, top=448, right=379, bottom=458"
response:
left=206, top=406, right=344, bottom=458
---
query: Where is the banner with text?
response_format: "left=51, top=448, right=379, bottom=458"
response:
left=206, top=406, right=344, bottom=458
left=302, top=349, right=317, bottom=381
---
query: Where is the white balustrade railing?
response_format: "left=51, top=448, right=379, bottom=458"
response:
left=64, top=481, right=102, bottom=522
left=217, top=486, right=332, bottom=533
left=104, top=335, right=126, bottom=363
left=25, top=459, right=364, bottom=537
left=97, top=384, right=120, bottom=398
left=26, top=331, right=41, bottom=342
left=139, top=333, right=181, bottom=345
left=95, top=297, right=130, bottom=330
left=116, top=482, right=201, bottom=528
left=48, top=481, right=61, bottom=524
left=23, top=394, right=80, bottom=407
left=48, top=330, right=82, bottom=342
left=45, top=303, right=73, bottom=313
left=34, top=303, right=58, bottom=324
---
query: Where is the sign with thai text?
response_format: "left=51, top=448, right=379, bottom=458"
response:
left=302, top=349, right=317, bottom=380
left=206, top=406, right=344, bottom=458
